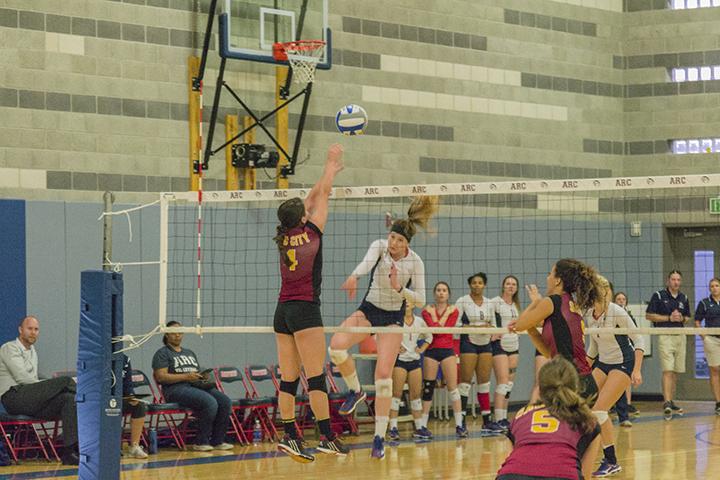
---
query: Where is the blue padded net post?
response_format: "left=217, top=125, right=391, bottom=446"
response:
left=77, top=270, right=124, bottom=480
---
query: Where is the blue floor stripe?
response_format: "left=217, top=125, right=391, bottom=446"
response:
left=695, top=427, right=720, bottom=447
left=0, top=411, right=717, bottom=480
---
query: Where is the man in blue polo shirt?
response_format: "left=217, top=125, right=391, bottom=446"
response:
left=694, top=277, right=720, bottom=416
left=646, top=270, right=691, bottom=421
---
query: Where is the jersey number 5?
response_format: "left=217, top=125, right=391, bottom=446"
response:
left=530, top=410, right=560, bottom=433
left=287, top=249, right=299, bottom=271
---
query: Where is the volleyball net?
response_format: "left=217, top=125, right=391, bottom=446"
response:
left=115, top=173, right=720, bottom=341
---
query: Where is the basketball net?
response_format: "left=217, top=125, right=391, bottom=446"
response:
left=273, top=40, right=326, bottom=83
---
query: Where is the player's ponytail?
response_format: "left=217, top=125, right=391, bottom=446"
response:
left=554, top=258, right=602, bottom=311
left=390, top=196, right=439, bottom=242
left=274, top=198, right=305, bottom=267
left=538, top=357, right=596, bottom=433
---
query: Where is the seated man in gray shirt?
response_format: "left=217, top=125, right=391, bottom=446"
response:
left=0, top=316, right=79, bottom=465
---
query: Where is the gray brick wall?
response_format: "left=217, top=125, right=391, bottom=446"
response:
left=2, top=1, right=719, bottom=196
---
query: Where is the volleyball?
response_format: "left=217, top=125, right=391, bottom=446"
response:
left=335, top=104, right=368, bottom=135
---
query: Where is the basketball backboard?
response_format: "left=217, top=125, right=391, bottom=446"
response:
left=219, top=0, right=331, bottom=70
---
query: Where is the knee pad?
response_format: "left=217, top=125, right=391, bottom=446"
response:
left=328, top=347, right=349, bottom=365
left=391, top=397, right=401, bottom=410
left=458, top=382, right=471, bottom=397
left=131, top=402, right=148, bottom=419
left=279, top=378, right=300, bottom=396
left=593, top=410, right=609, bottom=425
left=507, top=381, right=514, bottom=392
left=449, top=388, right=461, bottom=402
left=375, top=378, right=392, bottom=398
left=422, top=380, right=435, bottom=402
left=478, top=382, right=490, bottom=394
left=411, top=398, right=423, bottom=411
left=495, top=383, right=510, bottom=397
left=306, top=374, right=328, bottom=394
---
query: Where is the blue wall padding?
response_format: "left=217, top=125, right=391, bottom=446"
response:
left=0, top=200, right=26, bottom=344
left=77, top=270, right=124, bottom=480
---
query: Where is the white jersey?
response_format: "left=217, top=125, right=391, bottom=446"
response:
left=455, top=295, right=496, bottom=346
left=584, top=302, right=645, bottom=365
left=351, top=239, right=426, bottom=311
left=398, top=315, right=433, bottom=362
left=491, top=296, right=520, bottom=352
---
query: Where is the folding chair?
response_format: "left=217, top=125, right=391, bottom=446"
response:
left=0, top=403, right=59, bottom=463
left=212, top=366, right=248, bottom=445
left=131, top=370, right=189, bottom=450
left=243, top=365, right=280, bottom=441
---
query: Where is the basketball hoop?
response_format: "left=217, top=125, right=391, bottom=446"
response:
left=272, top=40, right=326, bottom=84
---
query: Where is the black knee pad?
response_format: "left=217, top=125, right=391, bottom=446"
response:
left=306, top=373, right=327, bottom=394
left=131, top=402, right=148, bottom=419
left=422, top=380, right=435, bottom=402
left=280, top=378, right=300, bottom=396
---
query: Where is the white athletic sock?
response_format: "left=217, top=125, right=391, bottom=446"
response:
left=375, top=416, right=389, bottom=438
left=454, top=412, right=464, bottom=427
left=344, top=371, right=360, bottom=392
left=389, top=418, right=398, bottom=429
left=414, top=417, right=423, bottom=430
left=495, top=408, right=508, bottom=421
left=421, top=414, right=429, bottom=428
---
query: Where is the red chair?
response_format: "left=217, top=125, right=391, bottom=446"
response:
left=0, top=404, right=59, bottom=463
left=243, top=365, right=280, bottom=441
left=131, top=370, right=190, bottom=450
left=212, top=366, right=249, bottom=445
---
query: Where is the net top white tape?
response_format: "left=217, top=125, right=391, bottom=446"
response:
left=164, top=173, right=720, bottom=203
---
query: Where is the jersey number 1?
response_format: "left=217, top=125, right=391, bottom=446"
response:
left=530, top=410, right=560, bottom=433
left=287, top=249, right=298, bottom=271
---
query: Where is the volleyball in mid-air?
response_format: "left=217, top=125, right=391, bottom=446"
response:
left=335, top=104, right=368, bottom=135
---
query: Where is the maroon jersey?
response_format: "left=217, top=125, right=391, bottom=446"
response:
left=497, top=404, right=600, bottom=480
left=278, top=221, right=322, bottom=304
left=541, top=294, right=591, bottom=376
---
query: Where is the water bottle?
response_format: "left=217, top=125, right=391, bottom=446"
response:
left=0, top=437, right=11, bottom=466
left=252, top=419, right=262, bottom=446
left=148, top=427, right=158, bottom=454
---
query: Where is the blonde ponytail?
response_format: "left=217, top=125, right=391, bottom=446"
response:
left=390, top=196, right=439, bottom=241
left=538, top=357, right=596, bottom=433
